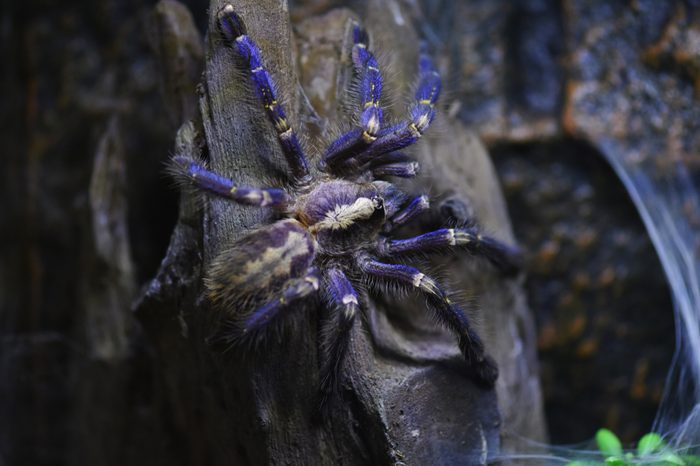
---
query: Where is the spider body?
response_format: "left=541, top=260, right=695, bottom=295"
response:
left=297, top=180, right=395, bottom=252
left=171, top=4, right=523, bottom=408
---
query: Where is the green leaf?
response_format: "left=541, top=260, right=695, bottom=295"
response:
left=597, top=429, right=623, bottom=457
left=659, top=453, right=686, bottom=465
left=604, top=456, right=626, bottom=465
left=637, top=433, right=665, bottom=456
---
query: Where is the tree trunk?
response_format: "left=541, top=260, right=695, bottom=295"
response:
left=135, top=0, right=546, bottom=464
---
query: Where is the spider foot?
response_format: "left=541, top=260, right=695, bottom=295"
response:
left=459, top=340, right=499, bottom=388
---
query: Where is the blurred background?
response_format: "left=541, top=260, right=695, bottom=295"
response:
left=3, top=0, right=698, bottom=464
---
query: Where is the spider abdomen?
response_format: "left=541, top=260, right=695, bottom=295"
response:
left=205, top=219, right=317, bottom=308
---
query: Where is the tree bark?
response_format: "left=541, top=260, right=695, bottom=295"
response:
left=135, top=0, right=545, bottom=464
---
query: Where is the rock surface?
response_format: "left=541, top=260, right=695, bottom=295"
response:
left=431, top=0, right=687, bottom=444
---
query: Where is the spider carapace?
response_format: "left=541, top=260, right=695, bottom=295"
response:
left=171, top=4, right=522, bottom=409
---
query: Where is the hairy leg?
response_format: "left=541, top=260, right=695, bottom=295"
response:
left=217, top=5, right=310, bottom=182
left=353, top=45, right=441, bottom=164
left=241, top=268, right=321, bottom=335
left=383, top=194, right=430, bottom=232
left=318, top=267, right=359, bottom=411
left=378, top=227, right=523, bottom=275
left=322, top=23, right=386, bottom=169
left=169, top=155, right=289, bottom=207
left=358, top=257, right=498, bottom=386
left=370, top=161, right=420, bottom=179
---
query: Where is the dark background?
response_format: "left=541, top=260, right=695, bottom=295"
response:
left=3, top=0, right=694, bottom=464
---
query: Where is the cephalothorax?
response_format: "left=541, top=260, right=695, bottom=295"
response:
left=171, top=4, right=521, bottom=407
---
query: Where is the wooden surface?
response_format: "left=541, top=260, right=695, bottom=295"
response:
left=135, top=0, right=545, bottom=463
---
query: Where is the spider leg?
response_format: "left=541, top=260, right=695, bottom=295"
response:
left=353, top=25, right=384, bottom=140
left=363, top=151, right=411, bottom=170
left=321, top=24, right=385, bottom=169
left=358, top=257, right=498, bottom=387
left=378, top=227, right=523, bottom=276
left=325, top=143, right=415, bottom=180
left=371, top=161, right=420, bottom=179
left=352, top=45, right=441, bottom=165
left=241, top=267, right=321, bottom=335
left=318, top=267, right=359, bottom=410
left=169, top=155, right=289, bottom=207
left=383, top=194, right=430, bottom=232
left=217, top=5, right=310, bottom=182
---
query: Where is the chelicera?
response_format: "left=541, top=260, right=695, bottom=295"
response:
left=171, top=4, right=522, bottom=407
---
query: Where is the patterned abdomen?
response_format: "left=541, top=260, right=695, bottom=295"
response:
left=205, top=219, right=317, bottom=309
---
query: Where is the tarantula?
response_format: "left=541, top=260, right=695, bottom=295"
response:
left=171, top=4, right=521, bottom=406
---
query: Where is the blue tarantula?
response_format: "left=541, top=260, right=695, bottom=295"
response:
left=171, top=4, right=521, bottom=406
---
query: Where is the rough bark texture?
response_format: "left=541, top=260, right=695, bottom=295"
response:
left=135, top=0, right=545, bottom=463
